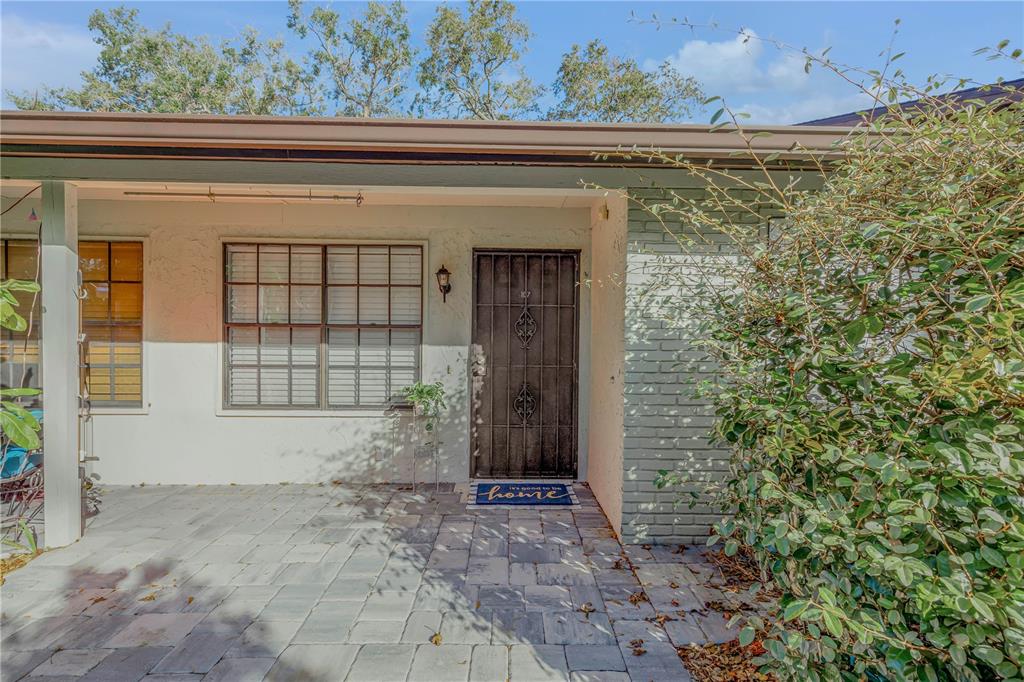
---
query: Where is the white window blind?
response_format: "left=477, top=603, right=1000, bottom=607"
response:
left=224, top=243, right=422, bottom=408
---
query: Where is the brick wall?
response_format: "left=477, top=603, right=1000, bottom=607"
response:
left=619, top=187, right=747, bottom=545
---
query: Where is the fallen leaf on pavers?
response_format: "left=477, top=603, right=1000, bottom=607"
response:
left=642, top=544, right=652, bottom=550
left=612, top=559, right=625, bottom=570
left=629, top=640, right=647, bottom=656
left=669, top=581, right=680, bottom=589
left=671, top=599, right=680, bottom=607
left=673, top=545, right=687, bottom=554
left=629, top=639, right=644, bottom=647
left=89, top=596, right=107, bottom=605
left=331, top=479, right=344, bottom=486
left=475, top=600, right=481, bottom=609
left=676, top=641, right=776, bottom=682
left=186, top=597, right=194, bottom=605
left=429, top=632, right=443, bottom=646
left=139, top=593, right=158, bottom=602
left=653, top=613, right=676, bottom=626
left=628, top=592, right=648, bottom=605
left=579, top=603, right=595, bottom=619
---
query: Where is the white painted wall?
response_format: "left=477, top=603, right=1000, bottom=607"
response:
left=585, top=196, right=628, bottom=535
left=6, top=196, right=593, bottom=485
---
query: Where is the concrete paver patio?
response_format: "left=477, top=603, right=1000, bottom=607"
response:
left=1, top=484, right=738, bottom=681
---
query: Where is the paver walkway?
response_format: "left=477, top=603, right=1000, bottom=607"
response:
left=1, top=484, right=737, bottom=681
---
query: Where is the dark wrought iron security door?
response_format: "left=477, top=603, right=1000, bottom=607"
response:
left=471, top=250, right=579, bottom=479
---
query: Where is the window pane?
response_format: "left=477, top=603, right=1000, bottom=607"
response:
left=291, top=327, right=320, bottom=366
left=327, top=246, right=357, bottom=284
left=258, top=245, right=289, bottom=283
left=328, top=329, right=357, bottom=365
left=82, top=283, right=110, bottom=322
left=358, top=330, right=388, bottom=404
left=259, top=285, right=289, bottom=323
left=260, top=328, right=290, bottom=365
left=111, top=242, right=143, bottom=282
left=229, top=327, right=258, bottom=365
left=390, top=247, right=421, bottom=285
left=327, top=329, right=357, bottom=406
left=6, top=242, right=38, bottom=279
left=227, top=285, right=257, bottom=323
left=391, top=329, right=419, bottom=398
left=226, top=244, right=257, bottom=282
left=292, top=368, right=318, bottom=406
left=359, top=247, right=389, bottom=284
left=260, top=367, right=289, bottom=405
left=79, top=242, right=108, bottom=282
left=358, top=287, right=388, bottom=325
left=327, top=287, right=357, bottom=324
left=290, top=286, right=321, bottom=324
left=229, top=367, right=259, bottom=405
left=390, top=288, right=420, bottom=325
left=290, top=245, right=322, bottom=284
left=111, top=283, right=143, bottom=322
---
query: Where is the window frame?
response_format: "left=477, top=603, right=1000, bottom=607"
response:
left=0, top=235, right=149, bottom=415
left=219, top=239, right=426, bottom=415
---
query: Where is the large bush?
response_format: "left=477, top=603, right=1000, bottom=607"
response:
left=636, top=62, right=1023, bottom=680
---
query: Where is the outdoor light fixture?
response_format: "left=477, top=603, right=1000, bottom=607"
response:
left=435, top=265, right=452, bottom=302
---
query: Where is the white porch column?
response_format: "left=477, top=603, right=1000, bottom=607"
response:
left=40, top=180, right=82, bottom=547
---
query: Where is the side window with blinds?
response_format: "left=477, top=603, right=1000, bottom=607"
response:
left=1, top=239, right=144, bottom=408
left=224, top=243, right=422, bottom=408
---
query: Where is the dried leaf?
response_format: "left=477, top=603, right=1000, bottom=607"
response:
left=579, top=602, right=595, bottom=619
left=429, top=632, right=442, bottom=646
left=139, top=593, right=157, bottom=602
left=628, top=591, right=649, bottom=605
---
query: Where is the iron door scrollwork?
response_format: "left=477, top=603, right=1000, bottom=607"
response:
left=513, top=383, right=536, bottom=423
left=514, top=290, right=537, bottom=348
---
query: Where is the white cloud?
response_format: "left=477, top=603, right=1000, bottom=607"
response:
left=1, top=14, right=99, bottom=104
left=656, top=29, right=811, bottom=95
left=736, top=91, right=877, bottom=125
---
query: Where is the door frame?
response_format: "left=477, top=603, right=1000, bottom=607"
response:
left=470, top=248, right=581, bottom=480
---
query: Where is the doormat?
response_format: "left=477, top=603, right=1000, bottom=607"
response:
left=471, top=482, right=577, bottom=507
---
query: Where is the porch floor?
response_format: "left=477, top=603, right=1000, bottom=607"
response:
left=1, top=484, right=737, bottom=681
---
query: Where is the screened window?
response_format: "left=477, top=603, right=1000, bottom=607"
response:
left=0, top=239, right=144, bottom=408
left=223, top=243, right=422, bottom=408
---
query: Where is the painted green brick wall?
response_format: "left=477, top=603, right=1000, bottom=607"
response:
left=619, top=187, right=757, bottom=545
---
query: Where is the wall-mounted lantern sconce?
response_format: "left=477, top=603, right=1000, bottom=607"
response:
left=435, top=265, right=452, bottom=302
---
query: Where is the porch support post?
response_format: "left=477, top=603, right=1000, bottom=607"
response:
left=40, top=180, right=82, bottom=547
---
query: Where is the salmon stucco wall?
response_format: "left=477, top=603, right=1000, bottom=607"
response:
left=4, top=197, right=594, bottom=486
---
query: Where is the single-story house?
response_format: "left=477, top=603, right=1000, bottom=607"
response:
left=0, top=111, right=844, bottom=548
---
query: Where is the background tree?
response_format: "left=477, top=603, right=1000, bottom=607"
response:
left=9, top=7, right=321, bottom=115
left=288, top=0, right=413, bottom=117
left=549, top=39, right=703, bottom=123
left=416, top=0, right=541, bottom=120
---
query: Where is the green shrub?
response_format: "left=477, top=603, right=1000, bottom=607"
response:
left=634, top=56, right=1024, bottom=681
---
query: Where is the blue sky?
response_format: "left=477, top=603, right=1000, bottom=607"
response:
left=2, top=1, right=1021, bottom=123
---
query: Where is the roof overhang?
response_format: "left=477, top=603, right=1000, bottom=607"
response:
left=1, top=111, right=850, bottom=167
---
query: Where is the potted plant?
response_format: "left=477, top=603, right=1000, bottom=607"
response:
left=400, top=381, right=446, bottom=491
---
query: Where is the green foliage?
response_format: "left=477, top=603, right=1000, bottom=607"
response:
left=628, top=46, right=1024, bottom=681
left=288, top=0, right=413, bottom=117
left=549, top=39, right=703, bottom=123
left=401, top=381, right=447, bottom=434
left=0, top=279, right=42, bottom=450
left=1, top=520, right=40, bottom=556
left=9, top=6, right=321, bottom=115
left=416, top=0, right=541, bottom=119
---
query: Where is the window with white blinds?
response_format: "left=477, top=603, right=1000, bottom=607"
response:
left=223, top=243, right=422, bottom=408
